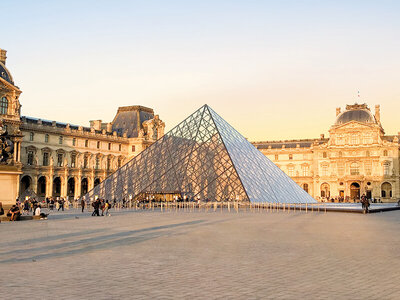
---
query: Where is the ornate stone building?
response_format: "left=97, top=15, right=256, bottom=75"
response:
left=253, top=104, right=399, bottom=202
left=0, top=49, right=165, bottom=200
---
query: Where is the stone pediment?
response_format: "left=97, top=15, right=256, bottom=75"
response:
left=331, top=121, right=378, bottom=132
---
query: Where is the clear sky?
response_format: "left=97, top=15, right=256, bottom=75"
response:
left=2, top=0, right=400, bottom=141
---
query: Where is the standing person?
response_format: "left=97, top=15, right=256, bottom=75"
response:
left=361, top=194, right=369, bottom=214
left=91, top=199, right=100, bottom=216
left=81, top=198, right=86, bottom=213
left=0, top=202, right=4, bottom=221
left=104, top=200, right=111, bottom=216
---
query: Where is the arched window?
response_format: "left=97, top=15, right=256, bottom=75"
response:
left=0, top=97, right=8, bottom=114
left=350, top=162, right=360, bottom=175
left=381, top=182, right=392, bottom=198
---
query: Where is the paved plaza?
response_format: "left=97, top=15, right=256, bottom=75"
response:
left=1, top=208, right=400, bottom=299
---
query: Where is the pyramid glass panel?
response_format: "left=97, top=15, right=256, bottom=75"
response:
left=86, top=105, right=316, bottom=203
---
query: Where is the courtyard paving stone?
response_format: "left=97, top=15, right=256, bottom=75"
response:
left=0, top=208, right=399, bottom=299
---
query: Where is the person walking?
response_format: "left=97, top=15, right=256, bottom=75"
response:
left=81, top=198, right=85, bottom=213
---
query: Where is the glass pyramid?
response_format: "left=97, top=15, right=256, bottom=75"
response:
left=86, top=105, right=316, bottom=203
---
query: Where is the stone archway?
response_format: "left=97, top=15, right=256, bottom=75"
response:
left=320, top=183, right=330, bottom=198
left=53, top=177, right=62, bottom=197
left=81, top=178, right=88, bottom=196
left=94, top=178, right=101, bottom=187
left=350, top=182, right=360, bottom=200
left=67, top=177, right=75, bottom=198
left=37, top=176, right=46, bottom=197
left=20, top=175, right=32, bottom=194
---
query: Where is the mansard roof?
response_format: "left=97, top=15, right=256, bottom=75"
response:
left=21, top=116, right=123, bottom=137
left=111, top=105, right=154, bottom=138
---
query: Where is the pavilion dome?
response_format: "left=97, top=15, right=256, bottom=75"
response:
left=0, top=61, right=14, bottom=85
left=335, top=104, right=376, bottom=126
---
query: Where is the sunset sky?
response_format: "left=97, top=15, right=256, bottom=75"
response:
left=3, top=0, right=400, bottom=140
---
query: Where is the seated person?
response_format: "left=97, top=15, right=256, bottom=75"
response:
left=7, top=205, right=21, bottom=221
left=34, top=205, right=48, bottom=219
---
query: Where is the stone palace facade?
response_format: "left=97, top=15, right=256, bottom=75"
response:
left=253, top=104, right=399, bottom=202
left=0, top=49, right=165, bottom=200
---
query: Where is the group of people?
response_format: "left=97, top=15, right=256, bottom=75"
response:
left=0, top=200, right=47, bottom=222
left=90, top=199, right=112, bottom=216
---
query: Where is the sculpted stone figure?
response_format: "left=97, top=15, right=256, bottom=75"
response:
left=0, top=120, right=14, bottom=164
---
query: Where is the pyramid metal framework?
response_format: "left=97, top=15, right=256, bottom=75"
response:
left=86, top=105, right=316, bottom=203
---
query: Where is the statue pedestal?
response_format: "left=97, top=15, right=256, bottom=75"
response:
left=0, top=165, right=22, bottom=208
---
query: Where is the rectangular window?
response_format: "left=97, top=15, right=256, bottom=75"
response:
left=97, top=141, right=100, bottom=149
left=302, top=166, right=309, bottom=176
left=57, top=153, right=63, bottom=167
left=95, top=157, right=100, bottom=169
left=45, top=134, right=49, bottom=143
left=72, top=138, right=76, bottom=146
left=384, top=164, right=390, bottom=175
left=118, top=159, right=121, bottom=168
left=289, top=154, right=293, bottom=160
left=322, top=165, right=328, bottom=176
left=338, top=163, right=345, bottom=176
left=131, top=145, right=135, bottom=152
left=107, top=158, right=111, bottom=170
left=275, top=154, right=279, bottom=160
left=71, top=154, right=76, bottom=168
left=43, top=152, right=49, bottom=166
left=119, top=144, right=122, bottom=151
left=365, top=162, right=372, bottom=175
left=288, top=166, right=295, bottom=176
left=27, top=151, right=34, bottom=165
left=351, top=135, right=359, bottom=145
left=84, top=157, right=88, bottom=168
left=108, top=143, right=111, bottom=150
left=29, top=132, right=34, bottom=141
left=59, top=136, right=63, bottom=145
left=85, top=140, right=89, bottom=147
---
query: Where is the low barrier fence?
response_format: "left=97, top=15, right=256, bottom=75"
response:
left=104, top=201, right=329, bottom=214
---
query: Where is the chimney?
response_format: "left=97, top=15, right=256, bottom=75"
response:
left=375, top=105, right=380, bottom=123
left=336, top=107, right=341, bottom=116
left=90, top=120, right=102, bottom=130
left=0, top=49, right=7, bottom=65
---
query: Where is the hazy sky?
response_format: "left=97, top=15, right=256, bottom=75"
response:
left=3, top=0, right=400, bottom=141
